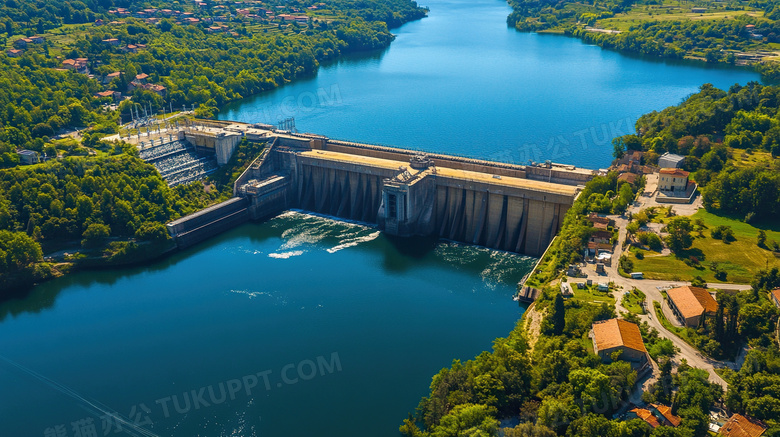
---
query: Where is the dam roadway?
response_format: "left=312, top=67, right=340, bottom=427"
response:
left=165, top=121, right=594, bottom=257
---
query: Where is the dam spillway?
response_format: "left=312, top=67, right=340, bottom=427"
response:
left=216, top=129, right=589, bottom=258
left=165, top=121, right=592, bottom=257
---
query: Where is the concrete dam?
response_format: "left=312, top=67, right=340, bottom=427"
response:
left=166, top=121, right=593, bottom=256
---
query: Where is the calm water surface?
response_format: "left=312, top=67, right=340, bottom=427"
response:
left=0, top=213, right=532, bottom=436
left=220, top=0, right=760, bottom=169
left=2, top=0, right=764, bottom=435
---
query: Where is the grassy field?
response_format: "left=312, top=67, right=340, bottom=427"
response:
left=599, top=4, right=762, bottom=32
left=631, top=210, right=780, bottom=283
left=731, top=148, right=780, bottom=170
left=622, top=288, right=646, bottom=315
left=572, top=283, right=616, bottom=305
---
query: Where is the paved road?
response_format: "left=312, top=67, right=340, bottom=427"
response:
left=586, top=205, right=751, bottom=388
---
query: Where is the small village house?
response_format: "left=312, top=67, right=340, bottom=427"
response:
left=666, top=286, right=718, bottom=327
left=719, top=413, right=766, bottom=437
left=591, top=318, right=649, bottom=367
left=658, top=168, right=690, bottom=193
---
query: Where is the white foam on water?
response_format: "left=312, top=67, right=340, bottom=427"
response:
left=327, top=231, right=381, bottom=253
left=268, top=250, right=305, bottom=259
left=228, top=289, right=271, bottom=299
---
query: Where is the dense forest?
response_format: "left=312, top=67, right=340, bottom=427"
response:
left=0, top=0, right=427, bottom=158
left=0, top=148, right=220, bottom=294
left=402, top=83, right=780, bottom=436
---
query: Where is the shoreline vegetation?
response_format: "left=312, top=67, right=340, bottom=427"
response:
left=0, top=0, right=428, bottom=296
left=401, top=83, right=780, bottom=436
left=506, top=0, right=780, bottom=81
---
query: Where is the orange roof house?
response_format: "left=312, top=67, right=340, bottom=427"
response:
left=651, top=404, right=681, bottom=427
left=770, top=288, right=780, bottom=308
left=720, top=414, right=766, bottom=437
left=659, top=168, right=690, bottom=178
left=629, top=408, right=660, bottom=428
left=618, top=172, right=639, bottom=184
left=591, top=318, right=648, bottom=365
left=658, top=168, right=691, bottom=193
left=667, top=286, right=717, bottom=328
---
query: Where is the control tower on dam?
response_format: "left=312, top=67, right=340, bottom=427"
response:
left=223, top=128, right=593, bottom=257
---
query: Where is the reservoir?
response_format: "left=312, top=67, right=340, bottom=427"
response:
left=0, top=214, right=532, bottom=436
left=220, top=0, right=760, bottom=170
left=0, top=0, right=763, bottom=435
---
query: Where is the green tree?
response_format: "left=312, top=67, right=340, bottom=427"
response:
left=503, top=422, right=556, bottom=437
left=430, top=404, right=499, bottom=437
left=664, top=217, right=693, bottom=254
left=81, top=223, right=110, bottom=248
left=551, top=293, right=566, bottom=335
left=0, top=230, right=42, bottom=271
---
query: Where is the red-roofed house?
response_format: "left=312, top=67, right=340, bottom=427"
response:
left=720, top=413, right=766, bottom=437
left=659, top=168, right=690, bottom=193
left=618, top=172, right=639, bottom=184
left=14, top=38, right=33, bottom=48
left=6, top=49, right=22, bottom=57
left=770, top=288, right=780, bottom=308
left=591, top=318, right=649, bottom=366
left=103, top=71, right=122, bottom=84
left=667, top=286, right=718, bottom=327
left=650, top=404, right=681, bottom=427
left=628, top=408, right=660, bottom=428
left=62, top=58, right=89, bottom=74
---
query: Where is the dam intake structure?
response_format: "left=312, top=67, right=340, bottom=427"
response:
left=165, top=121, right=593, bottom=256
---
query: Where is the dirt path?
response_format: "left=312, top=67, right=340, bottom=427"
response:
left=523, top=303, right=545, bottom=353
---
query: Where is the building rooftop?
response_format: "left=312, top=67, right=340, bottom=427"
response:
left=771, top=288, right=780, bottom=304
left=720, top=414, right=766, bottom=437
left=651, top=404, right=681, bottom=427
left=587, top=212, right=610, bottom=225
left=592, top=318, right=646, bottom=353
left=618, top=173, right=639, bottom=184
left=667, top=286, right=718, bottom=320
left=659, top=152, right=685, bottom=163
left=630, top=408, right=660, bottom=428
left=660, top=168, right=690, bottom=178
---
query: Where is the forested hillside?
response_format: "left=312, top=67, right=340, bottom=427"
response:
left=0, top=0, right=427, bottom=292
left=0, top=0, right=427, bottom=163
left=507, top=0, right=780, bottom=79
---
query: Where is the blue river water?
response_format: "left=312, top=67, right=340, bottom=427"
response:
left=219, top=0, right=760, bottom=170
left=0, top=0, right=763, bottom=435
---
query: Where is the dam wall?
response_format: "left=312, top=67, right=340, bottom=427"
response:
left=431, top=177, right=569, bottom=255
left=237, top=140, right=585, bottom=256
left=166, top=197, right=250, bottom=248
left=167, top=121, right=592, bottom=257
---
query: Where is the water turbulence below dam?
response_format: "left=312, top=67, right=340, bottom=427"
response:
left=0, top=212, right=532, bottom=437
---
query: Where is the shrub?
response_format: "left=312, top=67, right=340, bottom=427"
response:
left=81, top=223, right=111, bottom=248
left=711, top=225, right=735, bottom=242
left=637, top=231, right=663, bottom=251
left=619, top=255, right=634, bottom=273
